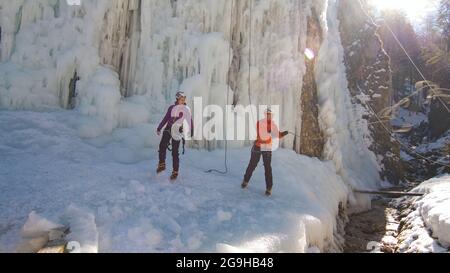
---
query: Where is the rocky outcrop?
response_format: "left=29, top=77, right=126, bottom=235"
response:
left=228, top=0, right=244, bottom=106
left=338, top=0, right=404, bottom=184
left=429, top=92, right=450, bottom=140
left=297, top=9, right=324, bottom=158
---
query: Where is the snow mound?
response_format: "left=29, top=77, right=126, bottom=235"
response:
left=217, top=234, right=286, bottom=253
left=217, top=210, right=233, bottom=222
left=127, top=221, right=163, bottom=251
left=61, top=205, right=99, bottom=253
left=16, top=212, right=64, bottom=253
left=413, top=175, right=450, bottom=248
left=21, top=212, right=63, bottom=239
left=77, top=67, right=122, bottom=138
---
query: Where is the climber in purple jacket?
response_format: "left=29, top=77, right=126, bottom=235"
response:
left=156, top=92, right=193, bottom=180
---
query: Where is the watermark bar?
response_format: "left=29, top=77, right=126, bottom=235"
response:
left=171, top=97, right=282, bottom=150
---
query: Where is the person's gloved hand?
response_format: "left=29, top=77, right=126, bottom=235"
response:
left=281, top=131, right=289, bottom=138
left=157, top=130, right=161, bottom=136
left=179, top=126, right=184, bottom=134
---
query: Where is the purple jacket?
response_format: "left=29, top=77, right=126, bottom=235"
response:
left=157, top=104, right=194, bottom=136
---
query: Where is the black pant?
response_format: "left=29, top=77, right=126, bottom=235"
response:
left=244, top=145, right=273, bottom=190
left=159, top=129, right=181, bottom=171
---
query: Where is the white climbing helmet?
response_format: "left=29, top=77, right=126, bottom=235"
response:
left=176, top=91, right=187, bottom=100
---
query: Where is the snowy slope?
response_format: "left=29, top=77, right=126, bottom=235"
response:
left=395, top=175, right=450, bottom=252
left=412, top=175, right=450, bottom=248
left=391, top=108, right=428, bottom=129
left=392, top=106, right=449, bottom=172
left=0, top=110, right=349, bottom=253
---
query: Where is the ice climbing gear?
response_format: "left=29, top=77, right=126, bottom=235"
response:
left=157, top=162, right=166, bottom=174
left=68, top=71, right=80, bottom=110
left=176, top=91, right=186, bottom=100
left=170, top=170, right=179, bottom=181
left=171, top=122, right=184, bottom=142
left=167, top=125, right=186, bottom=156
left=167, top=138, right=185, bottom=155
left=205, top=0, right=235, bottom=175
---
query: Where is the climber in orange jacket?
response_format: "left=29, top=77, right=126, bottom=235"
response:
left=242, top=108, right=289, bottom=196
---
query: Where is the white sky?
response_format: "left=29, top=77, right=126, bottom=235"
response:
left=369, top=0, right=437, bottom=21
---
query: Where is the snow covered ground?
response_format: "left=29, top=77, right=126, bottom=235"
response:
left=395, top=175, right=450, bottom=253
left=392, top=107, right=449, bottom=167
left=391, top=108, right=428, bottom=129
left=0, top=110, right=352, bottom=253
left=415, top=130, right=450, bottom=155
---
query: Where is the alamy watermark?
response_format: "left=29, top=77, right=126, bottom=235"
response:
left=169, top=97, right=282, bottom=151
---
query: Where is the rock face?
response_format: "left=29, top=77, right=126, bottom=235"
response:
left=338, top=0, right=404, bottom=184
left=429, top=93, right=450, bottom=140
left=298, top=9, right=324, bottom=158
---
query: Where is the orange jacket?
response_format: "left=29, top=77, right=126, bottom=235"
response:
left=255, top=119, right=285, bottom=149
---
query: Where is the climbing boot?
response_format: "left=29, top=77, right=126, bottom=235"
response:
left=265, top=188, right=272, bottom=197
left=170, top=170, right=179, bottom=181
left=157, top=162, right=166, bottom=174
left=241, top=181, right=249, bottom=189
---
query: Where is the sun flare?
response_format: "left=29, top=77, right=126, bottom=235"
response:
left=370, top=0, right=435, bottom=20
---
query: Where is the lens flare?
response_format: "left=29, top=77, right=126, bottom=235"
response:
left=304, top=48, right=315, bottom=60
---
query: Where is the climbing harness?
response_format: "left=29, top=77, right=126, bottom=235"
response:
left=166, top=124, right=186, bottom=156
left=167, top=139, right=186, bottom=155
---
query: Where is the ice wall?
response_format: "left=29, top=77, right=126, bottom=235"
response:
left=0, top=0, right=325, bottom=144
left=0, top=0, right=108, bottom=109
left=99, top=0, right=141, bottom=97
left=316, top=0, right=380, bottom=209
left=132, top=0, right=325, bottom=149
left=338, top=0, right=403, bottom=184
